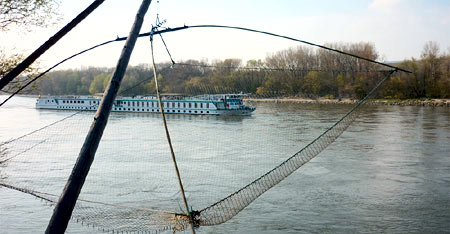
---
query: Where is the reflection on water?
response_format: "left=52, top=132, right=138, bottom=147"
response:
left=0, top=96, right=449, bottom=234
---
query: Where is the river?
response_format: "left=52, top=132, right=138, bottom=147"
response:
left=0, top=95, right=449, bottom=234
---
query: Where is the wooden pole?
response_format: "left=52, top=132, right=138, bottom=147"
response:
left=149, top=37, right=196, bottom=234
left=44, top=0, right=152, bottom=233
left=0, top=0, right=105, bottom=90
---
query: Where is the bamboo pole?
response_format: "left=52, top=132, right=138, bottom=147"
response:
left=149, top=36, right=196, bottom=234
left=0, top=0, right=106, bottom=90
left=44, top=1, right=152, bottom=233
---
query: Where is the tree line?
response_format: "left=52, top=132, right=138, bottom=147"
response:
left=15, top=41, right=450, bottom=99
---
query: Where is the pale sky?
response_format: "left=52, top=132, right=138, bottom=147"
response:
left=1, top=0, right=449, bottom=70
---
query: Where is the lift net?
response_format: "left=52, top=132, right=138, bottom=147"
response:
left=196, top=70, right=394, bottom=225
left=0, top=69, right=394, bottom=233
left=0, top=110, right=185, bottom=232
left=0, top=19, right=402, bottom=232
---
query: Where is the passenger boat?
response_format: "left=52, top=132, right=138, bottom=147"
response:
left=35, top=94, right=255, bottom=116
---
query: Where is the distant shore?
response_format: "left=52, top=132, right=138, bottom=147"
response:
left=2, top=94, right=449, bottom=107
left=250, top=97, right=450, bottom=107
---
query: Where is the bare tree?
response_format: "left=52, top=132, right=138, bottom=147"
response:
left=0, top=48, right=38, bottom=92
left=421, top=41, right=441, bottom=97
left=0, top=0, right=60, bottom=31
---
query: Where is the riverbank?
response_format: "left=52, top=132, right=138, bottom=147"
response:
left=250, top=97, right=450, bottom=107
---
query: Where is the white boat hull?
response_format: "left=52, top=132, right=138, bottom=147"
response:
left=35, top=95, right=255, bottom=116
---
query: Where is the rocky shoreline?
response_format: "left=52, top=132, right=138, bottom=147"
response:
left=250, top=98, right=450, bottom=107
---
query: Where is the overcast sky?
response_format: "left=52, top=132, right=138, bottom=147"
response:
left=1, top=0, right=449, bottom=69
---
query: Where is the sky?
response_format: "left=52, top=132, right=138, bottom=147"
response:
left=1, top=0, right=449, bottom=70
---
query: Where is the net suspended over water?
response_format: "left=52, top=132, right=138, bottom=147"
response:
left=0, top=71, right=395, bottom=233
left=0, top=21, right=403, bottom=233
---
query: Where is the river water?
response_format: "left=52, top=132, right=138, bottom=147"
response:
left=0, top=95, right=449, bottom=234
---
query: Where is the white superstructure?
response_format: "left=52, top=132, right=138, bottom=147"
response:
left=35, top=94, right=255, bottom=116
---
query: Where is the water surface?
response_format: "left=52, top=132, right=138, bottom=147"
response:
left=0, top=96, right=449, bottom=233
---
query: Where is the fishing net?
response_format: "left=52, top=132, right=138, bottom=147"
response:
left=0, top=13, right=404, bottom=232
left=0, top=67, right=394, bottom=233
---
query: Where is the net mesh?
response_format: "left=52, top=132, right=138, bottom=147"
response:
left=0, top=69, right=395, bottom=233
left=198, top=109, right=354, bottom=225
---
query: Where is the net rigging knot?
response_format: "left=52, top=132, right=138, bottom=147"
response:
left=190, top=209, right=201, bottom=228
left=172, top=209, right=200, bottom=232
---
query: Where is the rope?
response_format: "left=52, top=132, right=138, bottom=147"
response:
left=0, top=39, right=117, bottom=107
left=1, top=23, right=411, bottom=107
left=149, top=29, right=196, bottom=234
left=179, top=25, right=412, bottom=74
left=173, top=62, right=391, bottom=73
left=159, top=33, right=175, bottom=65
left=119, top=25, right=411, bottom=73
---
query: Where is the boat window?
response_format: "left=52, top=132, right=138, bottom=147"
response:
left=206, top=103, right=209, bottom=108
left=194, top=103, right=197, bottom=108
left=188, top=103, right=191, bottom=108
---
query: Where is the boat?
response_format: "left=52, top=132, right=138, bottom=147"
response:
left=35, top=94, right=255, bottom=116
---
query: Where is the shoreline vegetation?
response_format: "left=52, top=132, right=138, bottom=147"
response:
left=250, top=97, right=450, bottom=107
left=3, top=42, right=449, bottom=106
left=3, top=94, right=449, bottom=107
